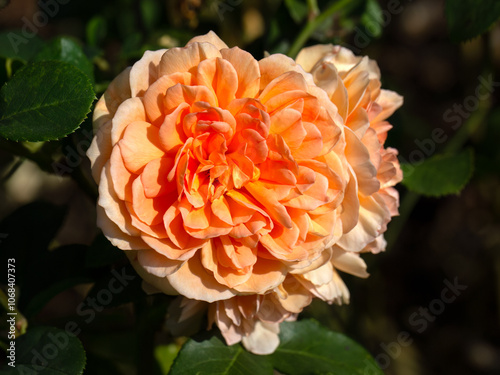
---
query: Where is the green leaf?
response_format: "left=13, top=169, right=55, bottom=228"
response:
left=1, top=326, right=86, bottom=374
left=446, top=0, right=500, bottom=42
left=33, top=37, right=94, bottom=82
left=361, top=0, right=383, bottom=38
left=156, top=344, right=181, bottom=374
left=141, top=0, right=161, bottom=31
left=401, top=149, right=474, bottom=197
left=0, top=0, right=10, bottom=10
left=86, top=16, right=107, bottom=47
left=0, top=61, right=95, bottom=142
left=284, top=0, right=309, bottom=23
left=0, top=31, right=44, bottom=62
left=269, top=320, right=383, bottom=375
left=169, top=335, right=273, bottom=375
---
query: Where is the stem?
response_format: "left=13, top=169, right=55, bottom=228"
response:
left=1, top=158, right=24, bottom=183
left=306, top=0, right=320, bottom=19
left=288, top=0, right=351, bottom=58
left=0, top=139, right=53, bottom=172
left=0, top=137, right=98, bottom=201
left=5, top=58, right=13, bottom=79
left=0, top=288, right=28, bottom=337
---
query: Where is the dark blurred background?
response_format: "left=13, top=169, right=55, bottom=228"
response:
left=1, top=0, right=499, bottom=374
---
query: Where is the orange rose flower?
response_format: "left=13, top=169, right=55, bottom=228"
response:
left=87, top=32, right=349, bottom=302
left=296, top=45, right=402, bottom=256
left=166, top=45, right=403, bottom=355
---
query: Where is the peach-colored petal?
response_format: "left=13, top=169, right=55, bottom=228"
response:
left=98, top=161, right=140, bottom=237
left=158, top=103, right=189, bottom=154
left=163, top=203, right=207, bottom=249
left=276, top=276, right=312, bottom=313
left=245, top=182, right=292, bottom=229
left=109, top=146, right=133, bottom=201
left=371, top=89, right=404, bottom=123
left=166, top=252, right=238, bottom=302
left=233, top=258, right=287, bottom=294
left=141, top=157, right=177, bottom=198
left=110, top=97, right=147, bottom=145
left=129, top=49, right=167, bottom=97
left=159, top=41, right=222, bottom=77
left=295, top=44, right=337, bottom=72
left=221, top=47, right=260, bottom=98
left=125, top=250, right=180, bottom=293
left=344, top=127, right=379, bottom=196
left=143, top=73, right=192, bottom=125
left=118, top=121, right=165, bottom=174
left=87, top=120, right=113, bottom=184
left=130, top=177, right=173, bottom=226
left=96, top=206, right=146, bottom=250
left=88, top=68, right=132, bottom=183
left=136, top=249, right=184, bottom=277
left=259, top=53, right=309, bottom=89
left=195, top=57, right=238, bottom=108
left=92, top=67, right=132, bottom=133
left=187, top=30, right=229, bottom=50
left=141, top=235, right=199, bottom=261
left=340, top=167, right=359, bottom=234
left=341, top=57, right=370, bottom=115
left=330, top=247, right=369, bottom=278
left=337, top=194, right=389, bottom=252
left=164, top=83, right=218, bottom=111
left=241, top=321, right=280, bottom=355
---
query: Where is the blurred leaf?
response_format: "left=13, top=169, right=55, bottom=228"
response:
left=86, top=16, right=108, bottom=47
left=156, top=344, right=181, bottom=374
left=269, top=319, right=384, bottom=375
left=117, top=9, right=137, bottom=38
left=0, top=0, right=10, bottom=10
left=0, top=31, right=43, bottom=62
left=0, top=326, right=86, bottom=374
left=475, top=108, right=500, bottom=177
left=33, top=37, right=94, bottom=82
left=0, top=61, right=95, bottom=142
left=361, top=0, right=383, bottom=38
left=85, top=233, right=126, bottom=268
left=121, top=32, right=144, bottom=59
left=141, top=0, right=161, bottom=31
left=446, top=0, right=500, bottom=42
left=401, top=149, right=474, bottom=197
left=169, top=335, right=273, bottom=375
left=284, top=0, right=308, bottom=23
